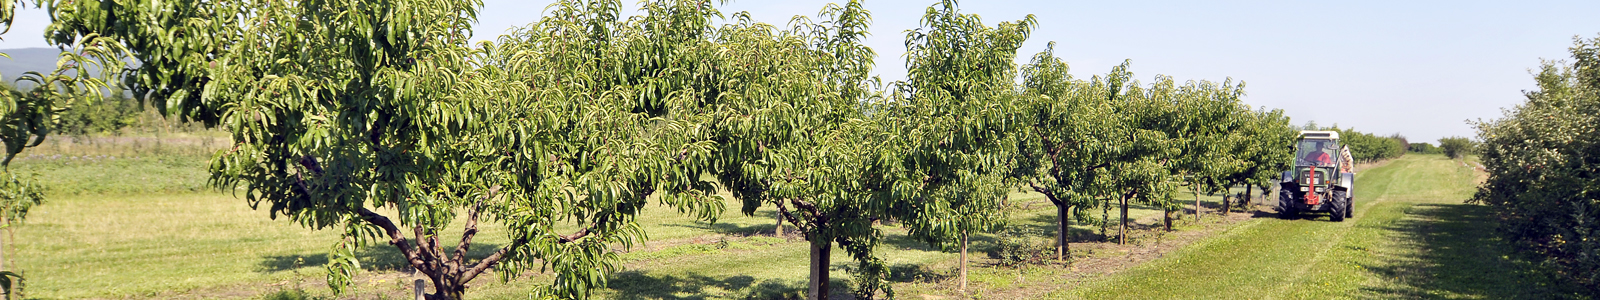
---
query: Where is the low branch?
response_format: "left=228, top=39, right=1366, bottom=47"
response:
left=358, top=208, right=427, bottom=272
left=1029, top=182, right=1065, bottom=207
left=458, top=212, right=600, bottom=283
left=453, top=185, right=501, bottom=264
left=776, top=202, right=807, bottom=232
left=458, top=237, right=527, bottom=284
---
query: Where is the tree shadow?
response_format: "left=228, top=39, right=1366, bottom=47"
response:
left=1021, top=213, right=1111, bottom=242
left=885, top=263, right=951, bottom=284
left=260, top=241, right=505, bottom=273
left=1355, top=204, right=1587, bottom=299
left=663, top=221, right=774, bottom=237
left=606, top=270, right=813, bottom=299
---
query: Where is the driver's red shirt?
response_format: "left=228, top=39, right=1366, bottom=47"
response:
left=1310, top=151, right=1331, bottom=165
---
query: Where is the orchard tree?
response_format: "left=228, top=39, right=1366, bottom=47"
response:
left=708, top=2, right=904, bottom=298
left=1219, top=108, right=1296, bottom=211
left=1473, top=35, right=1600, bottom=290
left=1159, top=78, right=1250, bottom=221
left=1015, top=47, right=1134, bottom=258
left=49, top=0, right=732, bottom=299
left=892, top=0, right=1033, bottom=292
left=0, top=0, right=128, bottom=294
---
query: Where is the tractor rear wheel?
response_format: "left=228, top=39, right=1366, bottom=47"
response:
left=1345, top=197, right=1354, bottom=218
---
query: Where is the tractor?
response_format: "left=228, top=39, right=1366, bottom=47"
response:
left=1278, top=130, right=1354, bottom=221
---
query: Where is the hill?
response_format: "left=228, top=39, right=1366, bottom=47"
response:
left=0, top=47, right=65, bottom=86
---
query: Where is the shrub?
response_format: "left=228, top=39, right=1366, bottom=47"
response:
left=1473, top=35, right=1600, bottom=291
left=1438, top=136, right=1474, bottom=159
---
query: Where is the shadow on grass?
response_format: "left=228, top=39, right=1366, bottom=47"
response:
left=260, top=241, right=504, bottom=273
left=1358, top=203, right=1588, bottom=299
left=663, top=221, right=773, bottom=237
left=605, top=271, right=813, bottom=299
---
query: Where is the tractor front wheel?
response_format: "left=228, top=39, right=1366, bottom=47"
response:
left=1278, top=190, right=1297, bottom=219
left=1329, top=191, right=1348, bottom=222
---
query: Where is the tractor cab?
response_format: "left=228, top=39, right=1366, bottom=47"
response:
left=1279, top=131, right=1355, bottom=221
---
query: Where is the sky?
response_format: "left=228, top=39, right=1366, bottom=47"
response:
left=5, top=0, right=1599, bottom=144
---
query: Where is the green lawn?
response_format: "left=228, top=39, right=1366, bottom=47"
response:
left=1057, top=154, right=1584, bottom=299
left=10, top=137, right=1217, bottom=299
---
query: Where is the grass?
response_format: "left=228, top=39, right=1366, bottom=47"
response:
left=3, top=135, right=1365, bottom=299
left=7, top=132, right=225, bottom=195
left=1056, top=154, right=1585, bottom=299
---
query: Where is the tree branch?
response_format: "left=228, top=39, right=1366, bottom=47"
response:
left=357, top=208, right=428, bottom=273
left=457, top=237, right=527, bottom=284
left=453, top=185, right=501, bottom=264
left=1029, top=182, right=1065, bottom=207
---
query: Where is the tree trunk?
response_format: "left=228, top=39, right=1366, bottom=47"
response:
left=808, top=232, right=832, bottom=300
left=1, top=217, right=7, bottom=273
left=1221, top=192, right=1230, bottom=215
left=959, top=231, right=969, bottom=293
left=1056, top=204, right=1069, bottom=262
left=1118, top=195, right=1129, bottom=245
left=1100, top=201, right=1110, bottom=242
left=775, top=212, right=785, bottom=237
left=1163, top=208, right=1173, bottom=231
left=1193, top=187, right=1202, bottom=221
left=1246, top=185, right=1254, bottom=208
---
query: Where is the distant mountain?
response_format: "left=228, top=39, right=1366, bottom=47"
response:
left=0, top=47, right=131, bottom=89
left=0, top=48, right=65, bottom=87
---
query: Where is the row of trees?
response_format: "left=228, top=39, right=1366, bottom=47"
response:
left=29, top=0, right=1299, bottom=299
left=1299, top=122, right=1407, bottom=163
left=1472, top=35, right=1600, bottom=291
left=1333, top=129, right=1407, bottom=162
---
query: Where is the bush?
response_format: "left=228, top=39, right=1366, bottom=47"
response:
left=989, top=225, right=1053, bottom=267
left=56, top=93, right=143, bottom=136
left=1473, top=35, right=1600, bottom=291
left=1438, top=136, right=1473, bottom=159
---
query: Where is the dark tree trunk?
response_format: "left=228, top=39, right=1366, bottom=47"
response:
left=1246, top=185, right=1254, bottom=209
left=1222, top=192, right=1231, bottom=215
left=1118, top=194, right=1129, bottom=245
left=1056, top=204, right=1070, bottom=262
left=1100, top=200, right=1110, bottom=242
left=1163, top=208, right=1173, bottom=231
left=808, top=232, right=832, bottom=300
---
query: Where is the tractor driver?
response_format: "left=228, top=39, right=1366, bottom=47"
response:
left=1306, top=141, right=1333, bottom=166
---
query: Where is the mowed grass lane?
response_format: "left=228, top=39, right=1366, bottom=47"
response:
left=1062, top=154, right=1567, bottom=299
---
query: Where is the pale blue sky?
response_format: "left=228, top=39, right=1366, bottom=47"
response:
left=5, top=1, right=1598, bottom=143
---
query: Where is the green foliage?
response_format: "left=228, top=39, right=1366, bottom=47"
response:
left=261, top=289, right=326, bottom=300
left=1329, top=128, right=1407, bottom=163
left=50, top=0, right=734, bottom=298
left=0, top=270, right=19, bottom=300
left=36, top=0, right=1316, bottom=298
left=1437, top=136, right=1473, bottom=159
left=54, top=93, right=143, bottom=136
left=989, top=225, right=1052, bottom=267
left=1472, top=35, right=1600, bottom=291
left=1408, top=142, right=1442, bottom=154
left=1016, top=41, right=1296, bottom=253
left=893, top=0, right=1034, bottom=255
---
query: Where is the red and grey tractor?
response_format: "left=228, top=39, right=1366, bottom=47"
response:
left=1278, top=130, right=1354, bottom=221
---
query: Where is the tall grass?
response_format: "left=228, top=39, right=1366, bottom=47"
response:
left=9, top=133, right=226, bottom=195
